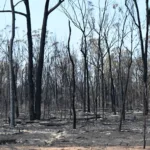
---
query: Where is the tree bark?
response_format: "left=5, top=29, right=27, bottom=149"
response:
left=9, top=0, right=15, bottom=127
left=106, top=46, right=116, bottom=115
left=68, top=21, right=76, bottom=129
left=24, top=0, right=35, bottom=120
left=34, top=0, right=50, bottom=119
left=35, top=0, right=64, bottom=119
left=12, top=64, right=19, bottom=118
left=125, top=0, right=149, bottom=148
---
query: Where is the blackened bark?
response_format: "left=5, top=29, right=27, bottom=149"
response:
left=24, top=0, right=35, bottom=120
left=81, top=34, right=90, bottom=113
left=108, top=47, right=116, bottom=114
left=9, top=0, right=15, bottom=127
left=35, top=0, right=64, bottom=119
left=12, top=65, right=19, bottom=118
left=143, top=1, right=149, bottom=148
left=80, top=37, right=86, bottom=112
left=84, top=36, right=90, bottom=113
left=104, top=32, right=116, bottom=114
left=125, top=1, right=149, bottom=147
left=119, top=52, right=132, bottom=131
left=68, top=21, right=76, bottom=129
left=35, top=0, right=49, bottom=119
left=87, top=58, right=90, bottom=113
left=98, top=33, right=104, bottom=119
left=133, top=0, right=149, bottom=115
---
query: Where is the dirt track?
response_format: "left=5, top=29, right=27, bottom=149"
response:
left=0, top=146, right=150, bottom=150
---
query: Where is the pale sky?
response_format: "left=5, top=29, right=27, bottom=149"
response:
left=0, top=0, right=82, bottom=46
left=0, top=0, right=146, bottom=47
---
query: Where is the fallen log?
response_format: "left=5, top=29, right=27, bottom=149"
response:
left=0, top=138, right=16, bottom=144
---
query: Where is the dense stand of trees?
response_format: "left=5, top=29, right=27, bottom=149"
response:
left=0, top=0, right=149, bottom=148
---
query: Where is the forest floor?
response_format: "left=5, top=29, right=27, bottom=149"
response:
left=0, top=110, right=150, bottom=150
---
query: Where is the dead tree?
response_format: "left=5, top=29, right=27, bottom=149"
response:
left=118, top=21, right=135, bottom=130
left=35, top=0, right=65, bottom=119
left=9, top=0, right=16, bottom=127
left=24, top=0, right=35, bottom=120
left=68, top=21, right=76, bottom=129
left=90, top=0, right=108, bottom=119
left=62, top=0, right=92, bottom=112
left=104, top=29, right=117, bottom=115
left=12, top=62, right=19, bottom=118
left=125, top=0, right=149, bottom=148
left=0, top=0, right=35, bottom=120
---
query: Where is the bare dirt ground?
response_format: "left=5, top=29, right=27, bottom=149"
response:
left=0, top=111, right=150, bottom=150
left=0, top=146, right=150, bottom=150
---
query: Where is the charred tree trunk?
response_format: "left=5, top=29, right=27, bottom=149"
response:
left=84, top=36, right=90, bottom=113
left=119, top=51, right=132, bottom=131
left=107, top=47, right=116, bottom=115
left=35, top=0, right=49, bottom=120
left=125, top=1, right=149, bottom=147
left=98, top=34, right=104, bottom=119
left=104, top=32, right=116, bottom=115
left=9, top=0, right=15, bottom=127
left=81, top=34, right=90, bottom=113
left=80, top=37, right=86, bottom=112
left=12, top=65, right=19, bottom=118
left=24, top=0, right=35, bottom=120
left=35, top=0, right=64, bottom=119
left=68, top=21, right=76, bottom=129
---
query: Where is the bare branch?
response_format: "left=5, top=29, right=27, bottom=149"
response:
left=48, top=0, right=64, bottom=14
left=61, top=5, right=83, bottom=32
left=0, top=10, right=26, bottom=17
left=125, top=0, right=139, bottom=27
left=14, top=0, right=24, bottom=7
